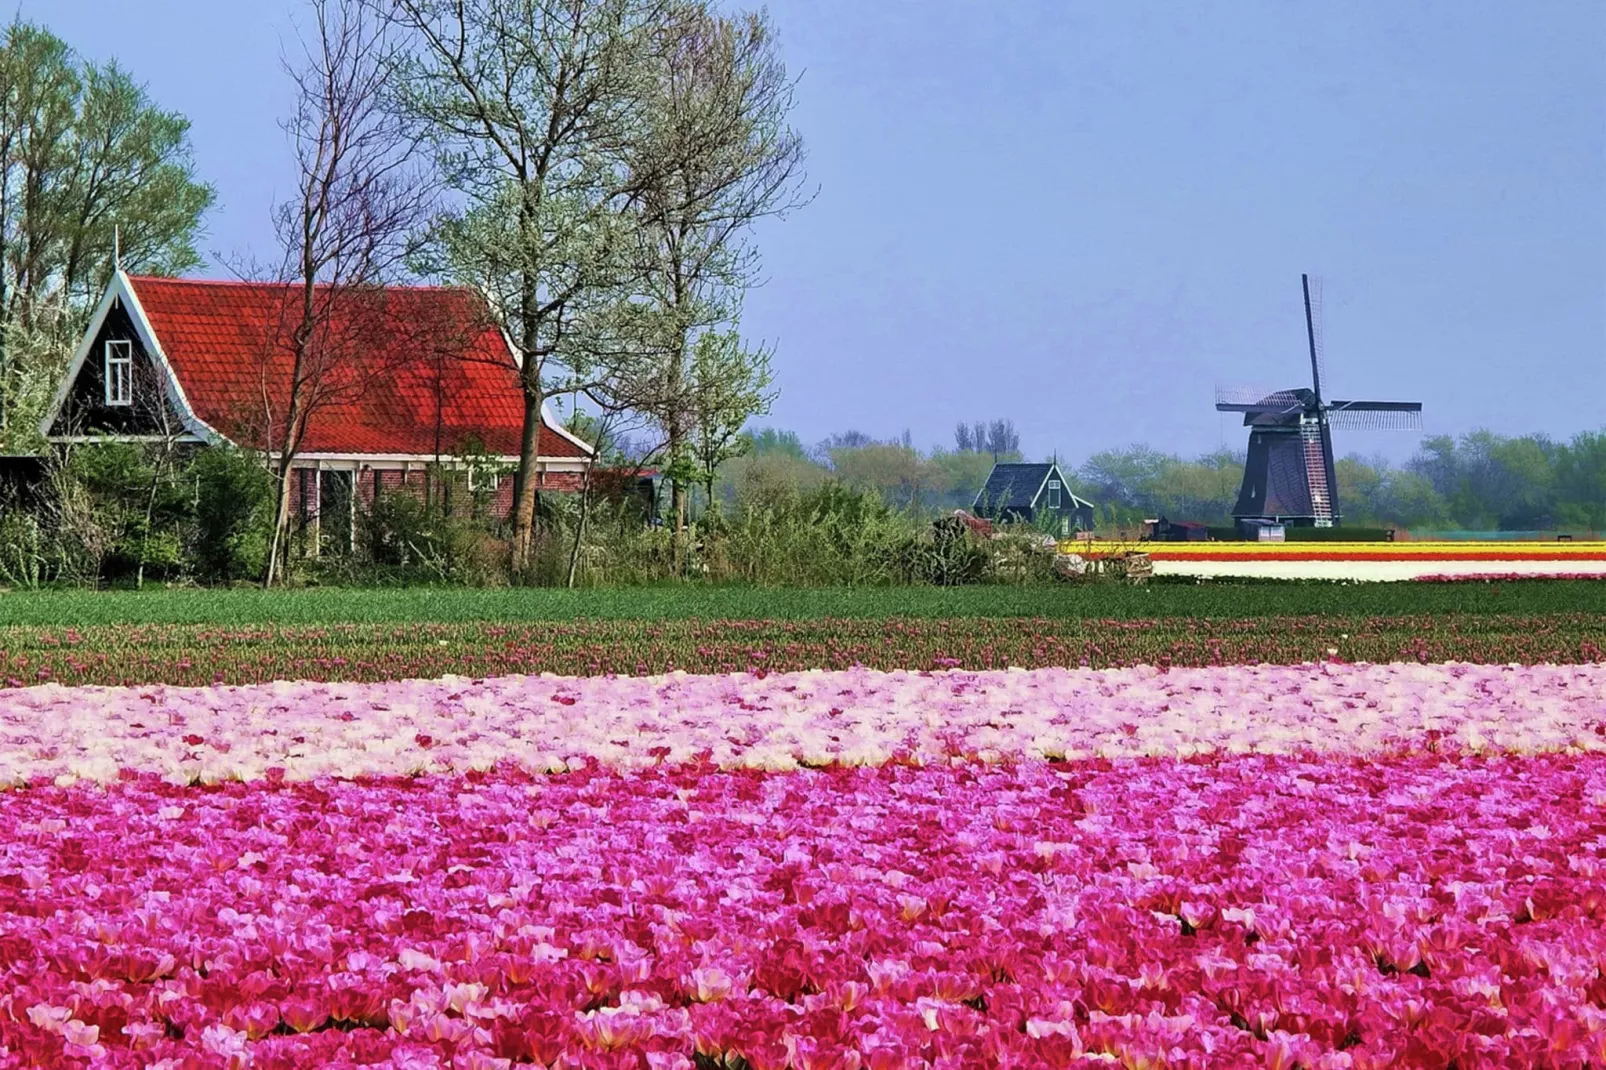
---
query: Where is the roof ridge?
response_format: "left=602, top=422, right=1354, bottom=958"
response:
left=126, top=274, right=474, bottom=295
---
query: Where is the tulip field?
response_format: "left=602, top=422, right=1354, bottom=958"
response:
left=1, top=587, right=1604, bottom=1066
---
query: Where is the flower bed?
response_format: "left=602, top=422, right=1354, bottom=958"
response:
left=2, top=662, right=1604, bottom=786
left=4, top=660, right=1606, bottom=1066
left=4, top=755, right=1606, bottom=1067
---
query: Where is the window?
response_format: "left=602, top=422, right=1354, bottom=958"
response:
left=1046, top=479, right=1061, bottom=509
left=104, top=340, right=133, bottom=406
left=466, top=466, right=498, bottom=493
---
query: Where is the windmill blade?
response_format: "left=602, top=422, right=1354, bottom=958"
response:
left=1303, top=274, right=1327, bottom=403
left=1327, top=400, right=1423, bottom=412
left=1216, top=385, right=1301, bottom=409
left=1217, top=402, right=1303, bottom=415
left=1325, top=405, right=1423, bottom=432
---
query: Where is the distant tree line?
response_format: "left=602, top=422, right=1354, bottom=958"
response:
left=722, top=425, right=1605, bottom=534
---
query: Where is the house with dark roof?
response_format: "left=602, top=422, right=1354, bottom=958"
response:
left=972, top=461, right=1095, bottom=535
left=40, top=271, right=592, bottom=529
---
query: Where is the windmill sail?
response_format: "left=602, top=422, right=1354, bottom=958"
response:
left=1326, top=404, right=1423, bottom=431
left=1303, top=274, right=1326, bottom=405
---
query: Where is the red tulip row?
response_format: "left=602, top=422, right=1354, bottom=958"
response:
left=3, top=753, right=1606, bottom=1067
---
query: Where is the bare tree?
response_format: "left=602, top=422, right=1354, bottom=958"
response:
left=260, top=0, right=430, bottom=586
left=622, top=4, right=807, bottom=563
left=383, top=0, right=677, bottom=580
left=955, top=418, right=1020, bottom=460
left=985, top=418, right=1020, bottom=460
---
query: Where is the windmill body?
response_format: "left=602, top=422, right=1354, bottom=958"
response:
left=1217, top=276, right=1422, bottom=529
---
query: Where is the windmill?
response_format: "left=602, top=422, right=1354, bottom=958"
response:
left=1216, top=275, right=1422, bottom=528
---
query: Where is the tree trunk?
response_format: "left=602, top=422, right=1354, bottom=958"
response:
left=264, top=460, right=296, bottom=587
left=666, top=317, right=689, bottom=575
left=565, top=453, right=599, bottom=590
left=672, top=477, right=687, bottom=573
left=511, top=385, right=544, bottom=581
left=135, top=457, right=163, bottom=591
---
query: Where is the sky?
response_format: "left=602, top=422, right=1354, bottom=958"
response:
left=28, top=0, right=1606, bottom=464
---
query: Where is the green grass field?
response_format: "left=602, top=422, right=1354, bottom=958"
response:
left=0, top=579, right=1598, bottom=626
left=0, top=575, right=1593, bottom=626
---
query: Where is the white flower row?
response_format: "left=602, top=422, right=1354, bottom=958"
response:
left=1153, top=559, right=1606, bottom=581
left=1, top=661, right=1601, bottom=786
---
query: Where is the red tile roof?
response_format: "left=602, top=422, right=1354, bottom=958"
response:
left=126, top=276, right=587, bottom=460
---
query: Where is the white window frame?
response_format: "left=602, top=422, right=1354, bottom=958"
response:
left=104, top=340, right=133, bottom=407
left=466, top=466, right=499, bottom=493
left=1046, top=479, right=1062, bottom=509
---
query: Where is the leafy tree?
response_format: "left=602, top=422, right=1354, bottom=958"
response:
left=190, top=447, right=274, bottom=583
left=1077, top=445, right=1175, bottom=510
left=686, top=328, right=775, bottom=518
left=927, top=448, right=995, bottom=510
left=0, top=19, right=213, bottom=446
left=1555, top=431, right=1606, bottom=532
left=619, top=4, right=806, bottom=549
left=747, top=426, right=806, bottom=459
left=386, top=0, right=673, bottom=578
left=1407, top=430, right=1567, bottom=530
left=1376, top=469, right=1451, bottom=530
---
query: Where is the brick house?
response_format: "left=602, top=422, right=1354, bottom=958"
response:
left=40, top=271, right=593, bottom=540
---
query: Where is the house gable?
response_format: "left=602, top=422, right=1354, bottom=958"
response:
left=41, top=271, right=217, bottom=444
left=47, top=300, right=186, bottom=439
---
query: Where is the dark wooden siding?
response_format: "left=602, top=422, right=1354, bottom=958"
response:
left=48, top=301, right=188, bottom=438
left=1031, top=466, right=1095, bottom=533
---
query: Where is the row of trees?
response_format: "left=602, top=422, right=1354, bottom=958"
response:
left=722, top=426, right=1606, bottom=534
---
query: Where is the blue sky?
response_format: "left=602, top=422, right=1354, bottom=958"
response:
left=31, top=0, right=1606, bottom=462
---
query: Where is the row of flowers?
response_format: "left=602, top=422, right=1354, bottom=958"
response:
left=3, top=754, right=1605, bottom=1067
left=2, top=611, right=1601, bottom=688
left=2, top=661, right=1603, bottom=785
left=1153, top=560, right=1606, bottom=581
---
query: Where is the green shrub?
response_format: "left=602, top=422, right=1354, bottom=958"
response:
left=346, top=492, right=509, bottom=586
left=190, top=449, right=275, bottom=583
left=59, top=443, right=193, bottom=583
left=0, top=508, right=45, bottom=587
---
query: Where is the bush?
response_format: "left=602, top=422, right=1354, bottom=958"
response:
left=895, top=516, right=990, bottom=586
left=58, top=443, right=192, bottom=583
left=0, top=508, right=45, bottom=588
left=346, top=491, right=509, bottom=586
left=190, top=449, right=275, bottom=583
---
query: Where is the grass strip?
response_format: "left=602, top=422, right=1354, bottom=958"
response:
left=2, top=613, right=1600, bottom=687
left=0, top=580, right=1600, bottom=627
